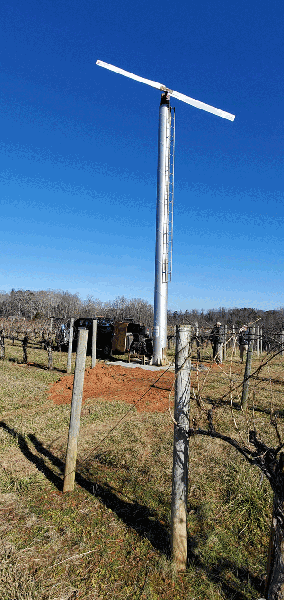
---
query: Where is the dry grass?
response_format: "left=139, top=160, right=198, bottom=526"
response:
left=0, top=338, right=281, bottom=599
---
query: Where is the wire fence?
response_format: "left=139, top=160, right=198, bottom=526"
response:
left=2, top=320, right=284, bottom=595
left=2, top=321, right=284, bottom=487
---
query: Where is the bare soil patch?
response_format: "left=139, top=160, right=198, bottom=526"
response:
left=49, top=363, right=175, bottom=412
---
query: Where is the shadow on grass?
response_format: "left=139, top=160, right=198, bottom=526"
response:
left=0, top=421, right=170, bottom=557
left=197, top=548, right=264, bottom=600
left=187, top=543, right=264, bottom=600
left=27, top=362, right=67, bottom=374
left=204, top=394, right=284, bottom=419
left=7, top=358, right=66, bottom=373
left=186, top=502, right=265, bottom=598
left=255, top=374, right=284, bottom=386
left=0, top=421, right=64, bottom=491
left=0, top=421, right=265, bottom=598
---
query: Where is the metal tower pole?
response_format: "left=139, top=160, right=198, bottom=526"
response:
left=153, top=93, right=171, bottom=366
left=96, top=61, right=235, bottom=369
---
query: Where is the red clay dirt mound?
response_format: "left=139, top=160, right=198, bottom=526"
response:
left=48, top=363, right=175, bottom=413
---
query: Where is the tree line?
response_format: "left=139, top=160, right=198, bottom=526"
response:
left=0, top=289, right=154, bottom=326
left=0, top=289, right=284, bottom=334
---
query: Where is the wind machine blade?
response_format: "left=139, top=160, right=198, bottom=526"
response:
left=96, top=60, right=235, bottom=121
left=96, top=60, right=165, bottom=91
left=169, top=90, right=235, bottom=121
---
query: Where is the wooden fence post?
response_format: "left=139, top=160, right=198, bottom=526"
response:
left=0, top=330, right=5, bottom=360
left=260, top=328, right=263, bottom=354
left=241, top=326, right=254, bottom=410
left=194, top=321, right=200, bottom=362
left=281, top=330, right=284, bottom=357
left=256, top=326, right=260, bottom=357
left=92, top=319, right=97, bottom=368
left=231, top=324, right=236, bottom=353
left=67, top=318, right=74, bottom=374
left=171, top=324, right=191, bottom=571
left=47, top=339, right=53, bottom=370
left=223, top=324, right=227, bottom=361
left=63, top=327, right=88, bottom=493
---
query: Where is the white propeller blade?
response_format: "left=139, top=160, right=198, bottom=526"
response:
left=96, top=60, right=235, bottom=122
left=170, top=90, right=235, bottom=121
left=96, top=60, right=165, bottom=92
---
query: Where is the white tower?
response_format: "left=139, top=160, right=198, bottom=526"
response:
left=153, top=91, right=173, bottom=364
left=96, top=61, right=235, bottom=365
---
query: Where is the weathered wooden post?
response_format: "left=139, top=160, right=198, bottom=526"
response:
left=47, top=339, right=53, bottom=370
left=171, top=324, right=191, bottom=571
left=223, top=324, right=227, bottom=361
left=281, top=330, right=284, bottom=357
left=241, top=326, right=254, bottom=410
left=260, top=328, right=263, bottom=354
left=63, top=327, right=88, bottom=493
left=218, top=335, right=223, bottom=364
left=194, top=321, right=200, bottom=362
left=217, top=323, right=223, bottom=364
left=256, top=326, right=260, bottom=357
left=231, top=324, right=236, bottom=353
left=0, top=330, right=5, bottom=360
left=67, top=318, right=74, bottom=374
left=92, top=319, right=97, bottom=368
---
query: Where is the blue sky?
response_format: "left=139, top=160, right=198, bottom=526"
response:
left=0, top=0, right=283, bottom=311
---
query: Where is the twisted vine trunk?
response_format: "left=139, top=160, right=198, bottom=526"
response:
left=266, top=456, right=284, bottom=599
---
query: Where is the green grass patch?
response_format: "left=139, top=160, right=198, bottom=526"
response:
left=0, top=339, right=280, bottom=598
